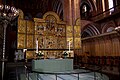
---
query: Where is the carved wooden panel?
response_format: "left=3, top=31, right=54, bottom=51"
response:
left=56, top=25, right=66, bottom=36
left=18, top=19, right=35, bottom=49
left=17, top=34, right=26, bottom=48
left=41, top=50, right=63, bottom=59
left=18, top=19, right=26, bottom=33
left=27, top=35, right=34, bottom=48
left=35, top=23, right=45, bottom=35
left=38, top=36, right=44, bottom=49
left=26, top=51, right=35, bottom=59
left=45, top=36, right=57, bottom=49
left=27, top=21, right=34, bottom=34
left=57, top=37, right=66, bottom=49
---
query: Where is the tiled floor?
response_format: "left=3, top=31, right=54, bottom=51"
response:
left=2, top=62, right=119, bottom=80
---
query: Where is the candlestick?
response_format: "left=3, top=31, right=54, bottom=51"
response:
left=23, top=49, right=27, bottom=53
left=69, top=41, right=70, bottom=52
left=36, top=38, right=38, bottom=53
left=23, top=49, right=27, bottom=62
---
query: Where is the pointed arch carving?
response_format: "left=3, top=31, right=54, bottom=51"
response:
left=102, top=21, right=116, bottom=33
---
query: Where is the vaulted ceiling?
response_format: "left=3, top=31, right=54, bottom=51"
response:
left=6, top=0, right=63, bottom=19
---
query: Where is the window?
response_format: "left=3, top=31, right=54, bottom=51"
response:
left=102, top=0, right=105, bottom=12
left=108, top=0, right=114, bottom=14
left=83, top=5, right=87, bottom=13
left=107, top=27, right=114, bottom=32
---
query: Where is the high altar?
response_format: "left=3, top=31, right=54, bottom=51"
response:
left=17, top=10, right=81, bottom=60
left=32, top=59, right=73, bottom=72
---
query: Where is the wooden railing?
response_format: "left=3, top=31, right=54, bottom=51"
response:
left=90, top=4, right=120, bottom=22
left=81, top=31, right=120, bottom=56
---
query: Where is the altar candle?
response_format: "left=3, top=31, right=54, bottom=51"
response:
left=23, top=49, right=27, bottom=53
left=23, top=49, right=27, bottom=60
left=36, top=38, right=38, bottom=53
left=69, top=41, right=70, bottom=52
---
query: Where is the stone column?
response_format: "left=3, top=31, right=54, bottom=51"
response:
left=62, top=0, right=80, bottom=25
left=63, top=0, right=82, bottom=62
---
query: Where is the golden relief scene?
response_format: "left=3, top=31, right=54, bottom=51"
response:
left=45, top=36, right=57, bottom=49
left=45, top=15, right=57, bottom=35
left=37, top=36, right=44, bottom=49
left=34, top=12, right=66, bottom=50
left=57, top=25, right=66, bottom=36
left=17, top=11, right=70, bottom=59
left=57, top=37, right=66, bottom=49
left=35, top=23, right=45, bottom=35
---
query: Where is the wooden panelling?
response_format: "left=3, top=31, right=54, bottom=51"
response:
left=82, top=32, right=120, bottom=56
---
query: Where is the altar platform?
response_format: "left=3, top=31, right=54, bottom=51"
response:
left=20, top=68, right=109, bottom=80
left=27, top=59, right=109, bottom=80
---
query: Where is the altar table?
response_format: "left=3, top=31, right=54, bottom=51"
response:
left=32, top=59, right=73, bottom=72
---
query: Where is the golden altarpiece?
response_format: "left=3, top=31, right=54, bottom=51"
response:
left=74, top=18, right=81, bottom=56
left=17, top=11, right=76, bottom=59
left=66, top=18, right=81, bottom=58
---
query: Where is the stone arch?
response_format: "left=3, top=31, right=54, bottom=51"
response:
left=80, top=0, right=97, bottom=12
left=81, top=20, right=92, bottom=31
left=102, top=21, right=116, bottom=33
left=91, top=0, right=97, bottom=11
left=81, top=24, right=100, bottom=38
